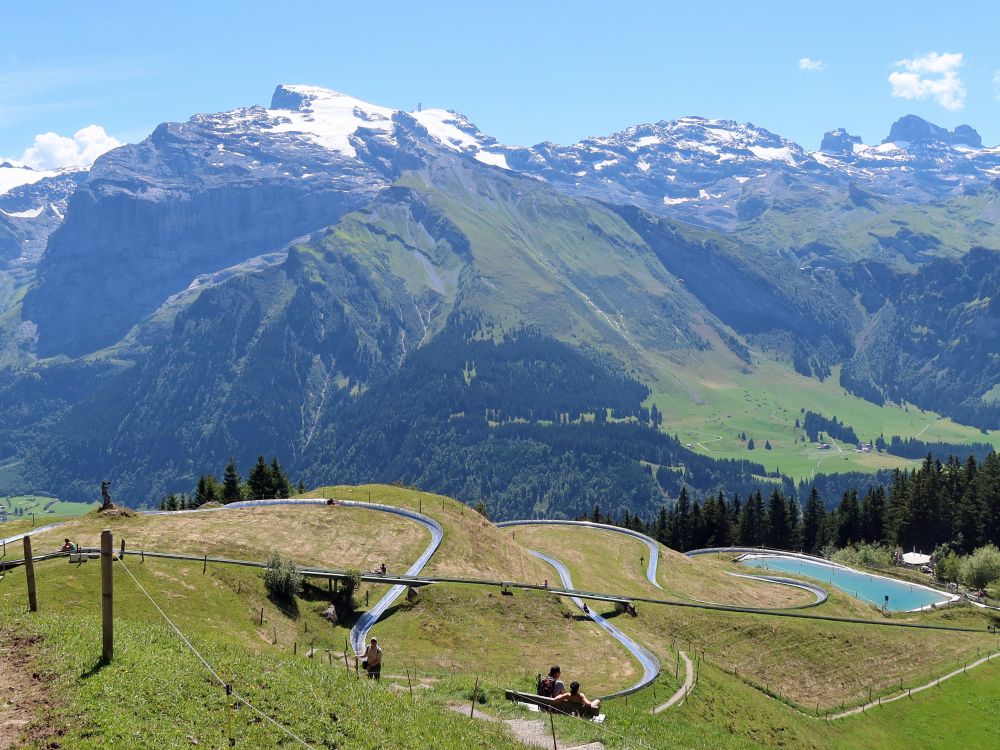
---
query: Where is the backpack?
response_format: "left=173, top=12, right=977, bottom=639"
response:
left=538, top=675, right=556, bottom=697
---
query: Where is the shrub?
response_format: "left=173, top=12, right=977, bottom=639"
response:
left=832, top=542, right=893, bottom=568
left=333, top=568, right=362, bottom=617
left=934, top=549, right=962, bottom=583
left=960, top=545, right=1000, bottom=590
left=263, top=552, right=303, bottom=603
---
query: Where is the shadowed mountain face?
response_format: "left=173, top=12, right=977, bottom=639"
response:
left=0, top=86, right=997, bottom=503
left=841, top=247, right=1000, bottom=429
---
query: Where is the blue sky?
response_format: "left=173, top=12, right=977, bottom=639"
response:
left=3, top=1, right=999, bottom=168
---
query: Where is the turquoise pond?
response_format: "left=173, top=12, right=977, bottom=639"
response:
left=739, top=556, right=952, bottom=611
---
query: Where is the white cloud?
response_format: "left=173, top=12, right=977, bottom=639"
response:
left=888, top=51, right=966, bottom=110
left=799, top=57, right=826, bottom=72
left=19, top=125, right=121, bottom=170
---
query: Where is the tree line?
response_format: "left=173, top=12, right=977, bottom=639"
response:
left=597, top=451, right=1000, bottom=556
left=158, top=455, right=302, bottom=510
left=802, top=411, right=860, bottom=445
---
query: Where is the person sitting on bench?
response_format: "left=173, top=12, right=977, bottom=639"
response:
left=554, top=681, right=600, bottom=712
left=538, top=666, right=565, bottom=698
left=59, top=538, right=77, bottom=553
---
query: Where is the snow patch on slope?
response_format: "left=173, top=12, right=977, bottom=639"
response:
left=748, top=145, right=796, bottom=165
left=0, top=163, right=61, bottom=195
left=0, top=206, right=44, bottom=218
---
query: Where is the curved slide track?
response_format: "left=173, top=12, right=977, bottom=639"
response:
left=144, top=498, right=443, bottom=655
left=2, top=523, right=68, bottom=548
left=497, top=519, right=662, bottom=699
left=527, top=549, right=661, bottom=699
left=496, top=519, right=664, bottom=591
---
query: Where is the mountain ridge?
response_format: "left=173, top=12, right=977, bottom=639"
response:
left=0, top=84, right=996, bottom=507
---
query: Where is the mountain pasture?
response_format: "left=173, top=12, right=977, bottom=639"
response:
left=3, top=486, right=999, bottom=749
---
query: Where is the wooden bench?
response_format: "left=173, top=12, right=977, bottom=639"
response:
left=504, top=690, right=599, bottom=718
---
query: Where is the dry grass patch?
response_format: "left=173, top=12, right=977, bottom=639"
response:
left=29, top=504, right=428, bottom=572
left=513, top=525, right=657, bottom=598
left=636, top=604, right=996, bottom=708
left=514, top=525, right=814, bottom=608
left=305, top=485, right=551, bottom=581
left=659, top=549, right=815, bottom=608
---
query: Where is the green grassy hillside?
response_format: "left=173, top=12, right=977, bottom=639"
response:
left=4, top=487, right=998, bottom=749
left=647, top=353, right=999, bottom=481
left=734, top=183, right=1000, bottom=266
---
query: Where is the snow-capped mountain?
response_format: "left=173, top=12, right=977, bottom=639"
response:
left=0, top=162, right=84, bottom=284
left=482, top=113, right=1000, bottom=230
left=18, top=85, right=514, bottom=356
left=490, top=116, right=826, bottom=229
left=12, top=84, right=1000, bottom=358
left=812, top=117, right=1000, bottom=203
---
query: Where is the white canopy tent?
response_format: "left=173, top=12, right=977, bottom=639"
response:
left=901, top=552, right=932, bottom=566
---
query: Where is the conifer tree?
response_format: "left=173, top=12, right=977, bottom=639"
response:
left=765, top=489, right=791, bottom=549
left=222, top=460, right=243, bottom=503
left=739, top=491, right=766, bottom=546
left=801, top=486, right=826, bottom=554
left=674, top=487, right=692, bottom=550
left=247, top=455, right=271, bottom=500
left=270, top=457, right=292, bottom=499
left=836, top=490, right=862, bottom=547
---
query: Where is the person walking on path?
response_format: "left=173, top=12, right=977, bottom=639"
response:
left=363, top=637, right=382, bottom=680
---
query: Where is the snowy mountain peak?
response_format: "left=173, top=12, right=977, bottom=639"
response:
left=265, top=84, right=396, bottom=157
left=262, top=84, right=508, bottom=167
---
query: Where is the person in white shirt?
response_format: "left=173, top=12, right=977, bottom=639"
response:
left=363, top=637, right=382, bottom=680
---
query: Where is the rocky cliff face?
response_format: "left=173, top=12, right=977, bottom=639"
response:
left=20, top=88, right=414, bottom=356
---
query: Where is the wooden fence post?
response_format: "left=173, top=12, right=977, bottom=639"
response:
left=470, top=676, right=479, bottom=717
left=22, top=536, right=37, bottom=612
left=101, top=529, right=113, bottom=663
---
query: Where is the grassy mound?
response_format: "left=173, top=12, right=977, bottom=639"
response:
left=302, top=485, right=551, bottom=581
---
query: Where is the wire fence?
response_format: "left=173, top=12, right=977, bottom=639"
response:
left=116, top=555, right=322, bottom=750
